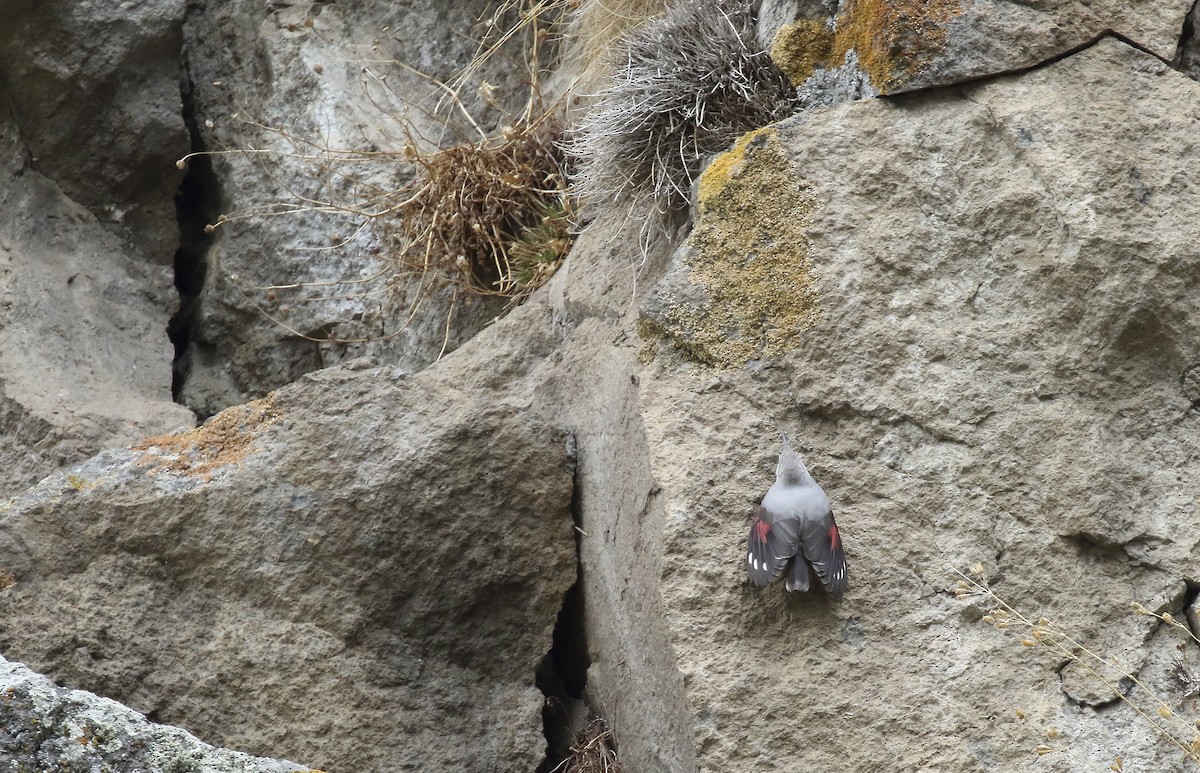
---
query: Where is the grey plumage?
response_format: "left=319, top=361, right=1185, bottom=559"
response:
left=746, top=432, right=848, bottom=595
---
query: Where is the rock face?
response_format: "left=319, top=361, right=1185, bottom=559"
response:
left=626, top=35, right=1200, bottom=772
left=0, top=656, right=314, bottom=773
left=762, top=0, right=1193, bottom=98
left=0, top=5, right=195, bottom=499
left=1, top=0, right=1199, bottom=771
left=0, top=0, right=189, bottom=260
left=175, top=0, right=534, bottom=417
left=0, top=343, right=577, bottom=772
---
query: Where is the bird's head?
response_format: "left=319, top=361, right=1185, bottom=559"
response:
left=776, top=430, right=812, bottom=486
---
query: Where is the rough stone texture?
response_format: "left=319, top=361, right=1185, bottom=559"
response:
left=630, top=36, right=1200, bottom=772
left=0, top=0, right=188, bottom=261
left=176, top=0, right=534, bottom=417
left=0, top=347, right=577, bottom=772
left=0, top=104, right=195, bottom=500
left=0, top=656, right=314, bottom=773
left=1, top=1, right=1198, bottom=772
left=761, top=0, right=1194, bottom=96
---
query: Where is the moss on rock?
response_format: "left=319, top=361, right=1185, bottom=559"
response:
left=643, top=127, right=820, bottom=369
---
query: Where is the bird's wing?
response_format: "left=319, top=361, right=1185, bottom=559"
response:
left=799, top=507, right=848, bottom=596
left=746, top=504, right=800, bottom=586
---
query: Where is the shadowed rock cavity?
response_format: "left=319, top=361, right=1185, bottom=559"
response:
left=169, top=62, right=219, bottom=403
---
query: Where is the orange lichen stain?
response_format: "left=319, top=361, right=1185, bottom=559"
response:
left=0, top=569, right=15, bottom=592
left=133, top=395, right=280, bottom=479
left=772, top=0, right=963, bottom=92
left=831, top=0, right=964, bottom=90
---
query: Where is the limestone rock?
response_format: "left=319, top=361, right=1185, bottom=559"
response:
left=0, top=0, right=188, bottom=260
left=0, top=656, right=314, bottom=773
left=176, top=0, right=535, bottom=416
left=0, top=343, right=577, bottom=772
left=627, top=36, right=1200, bottom=771
left=0, top=104, right=195, bottom=500
left=762, top=0, right=1194, bottom=97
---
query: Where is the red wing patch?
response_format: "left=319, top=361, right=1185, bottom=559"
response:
left=755, top=519, right=770, bottom=542
left=829, top=524, right=841, bottom=550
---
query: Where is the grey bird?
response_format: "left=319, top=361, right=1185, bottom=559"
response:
left=746, top=431, right=848, bottom=595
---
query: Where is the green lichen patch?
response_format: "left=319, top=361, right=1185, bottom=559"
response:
left=642, top=127, right=820, bottom=369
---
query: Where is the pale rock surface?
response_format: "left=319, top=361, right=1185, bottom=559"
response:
left=0, top=655, right=314, bottom=773
left=176, top=0, right=533, bottom=417
left=0, top=100, right=194, bottom=499
left=0, top=343, right=577, bottom=772
left=628, top=36, right=1200, bottom=772
left=0, top=1, right=1197, bottom=772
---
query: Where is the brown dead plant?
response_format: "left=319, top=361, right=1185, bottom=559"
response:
left=380, top=103, right=574, bottom=300
left=955, top=564, right=1200, bottom=765
left=552, top=718, right=622, bottom=773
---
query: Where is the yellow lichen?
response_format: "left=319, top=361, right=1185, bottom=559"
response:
left=645, top=128, right=820, bottom=369
left=65, top=474, right=93, bottom=492
left=133, top=395, right=280, bottom=479
left=770, top=20, right=834, bottom=86
left=830, top=0, right=964, bottom=90
left=771, top=0, right=964, bottom=92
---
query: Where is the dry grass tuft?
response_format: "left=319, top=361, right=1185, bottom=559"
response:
left=381, top=111, right=574, bottom=300
left=570, top=0, right=800, bottom=216
left=553, top=718, right=622, bottom=773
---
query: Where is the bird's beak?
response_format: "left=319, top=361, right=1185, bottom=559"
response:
left=779, top=428, right=791, bottom=450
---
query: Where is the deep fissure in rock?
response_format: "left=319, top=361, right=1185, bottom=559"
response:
left=1183, top=580, right=1200, bottom=637
left=168, top=60, right=219, bottom=402
left=535, top=468, right=591, bottom=772
left=1174, top=0, right=1200, bottom=75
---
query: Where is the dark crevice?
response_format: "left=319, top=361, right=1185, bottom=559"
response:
left=1173, top=0, right=1200, bottom=75
left=883, top=30, right=1175, bottom=105
left=169, top=57, right=219, bottom=402
left=536, top=448, right=590, bottom=772
left=1183, top=580, right=1200, bottom=639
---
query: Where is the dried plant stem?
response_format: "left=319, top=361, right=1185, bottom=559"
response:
left=955, top=568, right=1200, bottom=763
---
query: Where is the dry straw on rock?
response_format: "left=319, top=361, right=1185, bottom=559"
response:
left=552, top=718, right=622, bottom=773
left=380, top=109, right=574, bottom=300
